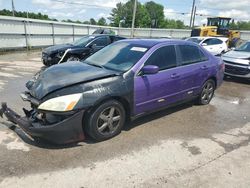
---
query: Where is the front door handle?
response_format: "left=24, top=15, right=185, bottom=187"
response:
left=201, top=65, right=208, bottom=70
left=171, top=73, right=180, bottom=79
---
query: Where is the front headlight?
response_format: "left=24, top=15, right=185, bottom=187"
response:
left=38, top=94, right=82, bottom=112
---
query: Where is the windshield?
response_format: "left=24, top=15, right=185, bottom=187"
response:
left=235, top=42, right=250, bottom=52
left=83, top=42, right=148, bottom=72
left=72, top=36, right=94, bottom=46
left=187, top=38, right=203, bottom=44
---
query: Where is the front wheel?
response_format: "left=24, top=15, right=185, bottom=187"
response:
left=197, top=79, right=215, bottom=105
left=85, top=100, right=126, bottom=141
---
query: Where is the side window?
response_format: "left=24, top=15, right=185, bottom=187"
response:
left=92, top=37, right=108, bottom=47
left=178, top=45, right=208, bottom=65
left=203, top=38, right=222, bottom=45
left=144, top=45, right=177, bottom=71
left=213, top=39, right=223, bottom=45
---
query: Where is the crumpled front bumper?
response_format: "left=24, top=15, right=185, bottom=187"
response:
left=0, top=103, right=85, bottom=144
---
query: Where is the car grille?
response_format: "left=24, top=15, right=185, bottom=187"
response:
left=225, top=64, right=250, bottom=75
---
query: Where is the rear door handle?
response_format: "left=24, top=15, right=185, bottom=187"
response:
left=200, top=65, right=208, bottom=70
left=171, top=73, right=180, bottom=79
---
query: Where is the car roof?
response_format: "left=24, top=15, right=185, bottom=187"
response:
left=188, top=36, right=228, bottom=41
left=116, top=39, right=192, bottom=48
left=88, top=34, right=123, bottom=38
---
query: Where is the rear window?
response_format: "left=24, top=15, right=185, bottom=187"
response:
left=178, top=45, right=208, bottom=65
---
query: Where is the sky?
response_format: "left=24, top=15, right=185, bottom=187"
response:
left=0, top=0, right=250, bottom=26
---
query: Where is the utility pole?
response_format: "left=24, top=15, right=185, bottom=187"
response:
left=11, top=0, right=15, bottom=16
left=189, top=0, right=195, bottom=28
left=192, top=6, right=197, bottom=28
left=131, top=0, right=137, bottom=38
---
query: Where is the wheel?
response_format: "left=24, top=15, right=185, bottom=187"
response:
left=197, top=79, right=215, bottom=105
left=66, top=56, right=80, bottom=62
left=85, top=100, right=126, bottom=141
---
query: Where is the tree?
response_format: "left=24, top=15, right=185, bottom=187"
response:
left=89, top=18, right=97, bottom=25
left=109, top=2, right=125, bottom=27
left=109, top=0, right=150, bottom=28
left=97, top=17, right=107, bottom=26
left=145, top=1, right=164, bottom=28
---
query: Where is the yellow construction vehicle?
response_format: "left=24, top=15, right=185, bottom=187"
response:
left=191, top=17, right=241, bottom=47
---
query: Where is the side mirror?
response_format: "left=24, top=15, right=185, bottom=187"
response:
left=202, top=43, right=208, bottom=46
left=142, top=65, right=159, bottom=75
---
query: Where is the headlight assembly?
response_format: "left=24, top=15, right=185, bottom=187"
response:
left=38, top=94, right=82, bottom=112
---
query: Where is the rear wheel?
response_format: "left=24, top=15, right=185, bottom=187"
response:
left=197, top=79, right=215, bottom=105
left=85, top=100, right=125, bottom=141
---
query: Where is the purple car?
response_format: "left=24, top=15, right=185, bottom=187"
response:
left=0, top=39, right=224, bottom=144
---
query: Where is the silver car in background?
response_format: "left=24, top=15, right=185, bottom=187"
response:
left=222, top=41, right=250, bottom=79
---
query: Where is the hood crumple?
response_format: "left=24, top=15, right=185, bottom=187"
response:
left=27, top=62, right=118, bottom=99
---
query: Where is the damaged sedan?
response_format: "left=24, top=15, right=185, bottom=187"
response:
left=0, top=39, right=224, bottom=144
left=42, top=34, right=125, bottom=66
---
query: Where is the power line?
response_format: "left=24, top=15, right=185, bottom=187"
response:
left=50, top=0, right=113, bottom=9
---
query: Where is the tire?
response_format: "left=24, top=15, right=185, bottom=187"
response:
left=85, top=100, right=126, bottom=141
left=197, top=79, right=215, bottom=105
left=66, top=56, right=80, bottom=62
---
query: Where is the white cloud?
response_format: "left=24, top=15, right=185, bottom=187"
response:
left=32, top=0, right=68, bottom=10
left=97, top=12, right=109, bottom=18
left=50, top=12, right=74, bottom=18
left=78, top=9, right=86, bottom=14
left=218, top=9, right=250, bottom=21
left=200, top=0, right=250, bottom=10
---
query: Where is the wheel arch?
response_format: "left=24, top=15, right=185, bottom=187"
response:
left=85, top=96, right=131, bottom=122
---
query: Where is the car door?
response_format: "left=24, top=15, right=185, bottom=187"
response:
left=176, top=44, right=211, bottom=97
left=202, top=38, right=223, bottom=55
left=134, top=45, right=183, bottom=115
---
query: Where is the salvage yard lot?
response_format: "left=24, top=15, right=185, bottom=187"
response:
left=0, top=51, right=250, bottom=187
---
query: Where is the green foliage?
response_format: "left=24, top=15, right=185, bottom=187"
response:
left=109, top=0, right=150, bottom=28
left=145, top=1, right=164, bottom=28
left=229, top=19, right=250, bottom=30
left=109, top=0, right=185, bottom=29
left=161, top=19, right=186, bottom=29
left=0, top=9, right=57, bottom=21
left=89, top=18, right=97, bottom=25
left=97, top=17, right=107, bottom=26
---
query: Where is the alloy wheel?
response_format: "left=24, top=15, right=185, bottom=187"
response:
left=201, top=81, right=214, bottom=104
left=97, top=106, right=121, bottom=135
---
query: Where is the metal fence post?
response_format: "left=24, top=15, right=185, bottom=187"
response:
left=23, top=20, right=29, bottom=50
left=72, top=25, right=75, bottom=41
left=51, top=23, right=55, bottom=45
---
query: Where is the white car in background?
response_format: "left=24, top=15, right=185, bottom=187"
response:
left=186, top=37, right=228, bottom=56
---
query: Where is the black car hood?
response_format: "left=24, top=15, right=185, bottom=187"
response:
left=28, top=62, right=118, bottom=100
left=43, top=44, right=73, bottom=54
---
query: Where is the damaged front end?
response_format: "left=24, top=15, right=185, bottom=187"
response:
left=0, top=95, right=85, bottom=144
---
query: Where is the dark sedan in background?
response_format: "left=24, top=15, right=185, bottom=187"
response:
left=42, top=34, right=125, bottom=66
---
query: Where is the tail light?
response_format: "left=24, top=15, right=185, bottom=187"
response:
left=221, top=62, right=225, bottom=72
